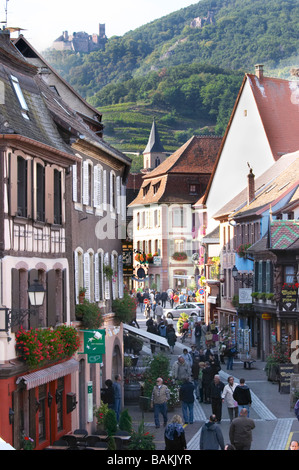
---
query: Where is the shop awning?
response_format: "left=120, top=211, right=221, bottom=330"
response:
left=123, top=323, right=169, bottom=348
left=16, top=358, right=79, bottom=390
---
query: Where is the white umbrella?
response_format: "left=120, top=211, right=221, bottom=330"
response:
left=0, top=437, right=15, bottom=450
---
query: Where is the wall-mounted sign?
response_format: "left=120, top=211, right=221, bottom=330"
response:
left=281, top=288, right=297, bottom=311
left=81, top=329, right=106, bottom=355
left=153, top=256, right=161, bottom=266
left=239, top=288, right=253, bottom=304
left=262, top=313, right=271, bottom=320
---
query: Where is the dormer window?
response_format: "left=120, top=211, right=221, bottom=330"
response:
left=143, top=183, right=150, bottom=197
left=10, top=75, right=30, bottom=120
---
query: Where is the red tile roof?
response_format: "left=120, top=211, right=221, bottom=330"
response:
left=196, top=73, right=299, bottom=208
left=129, top=136, right=221, bottom=206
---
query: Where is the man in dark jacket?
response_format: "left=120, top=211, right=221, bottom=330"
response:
left=160, top=291, right=168, bottom=308
left=200, top=414, right=225, bottom=450
left=179, top=379, right=195, bottom=424
left=209, top=374, right=224, bottom=423
left=233, top=378, right=252, bottom=416
left=229, top=408, right=255, bottom=450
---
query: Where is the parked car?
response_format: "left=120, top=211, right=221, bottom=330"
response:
left=164, top=302, right=204, bottom=319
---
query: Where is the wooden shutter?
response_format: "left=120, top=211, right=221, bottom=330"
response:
left=93, top=165, right=99, bottom=208
left=116, top=176, right=121, bottom=214
left=62, top=268, right=67, bottom=323
left=104, top=252, right=110, bottom=300
left=110, top=172, right=113, bottom=212
left=72, top=164, right=77, bottom=202
left=103, top=170, right=107, bottom=210
left=118, top=254, right=123, bottom=298
left=111, top=254, right=116, bottom=300
left=47, top=269, right=57, bottom=327
left=83, top=252, right=90, bottom=301
left=74, top=251, right=79, bottom=304
left=82, top=161, right=89, bottom=206
left=11, top=268, right=20, bottom=333
left=94, top=253, right=100, bottom=301
left=45, top=165, right=54, bottom=224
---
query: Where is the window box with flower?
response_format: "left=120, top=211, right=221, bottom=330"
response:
left=15, top=325, right=80, bottom=369
left=172, top=252, right=188, bottom=261
left=265, top=342, right=292, bottom=382
left=236, top=243, right=252, bottom=258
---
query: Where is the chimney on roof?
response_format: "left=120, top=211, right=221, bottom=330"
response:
left=247, top=164, right=255, bottom=205
left=255, top=64, right=264, bottom=79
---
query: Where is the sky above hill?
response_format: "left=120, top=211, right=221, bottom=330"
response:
left=2, top=0, right=197, bottom=51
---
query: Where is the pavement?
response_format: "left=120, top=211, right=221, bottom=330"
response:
left=123, top=303, right=299, bottom=451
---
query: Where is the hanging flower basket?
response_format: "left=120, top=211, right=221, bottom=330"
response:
left=172, top=252, right=188, bottom=261
left=236, top=243, right=252, bottom=258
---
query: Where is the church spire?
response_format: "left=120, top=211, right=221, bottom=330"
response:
left=143, top=119, right=165, bottom=154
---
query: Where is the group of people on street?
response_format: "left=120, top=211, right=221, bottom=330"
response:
left=150, top=370, right=255, bottom=450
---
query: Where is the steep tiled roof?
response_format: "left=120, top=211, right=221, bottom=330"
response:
left=270, top=220, right=299, bottom=250
left=129, top=136, right=221, bottom=207
left=198, top=72, right=299, bottom=208
left=247, top=74, right=299, bottom=159
left=213, top=152, right=299, bottom=220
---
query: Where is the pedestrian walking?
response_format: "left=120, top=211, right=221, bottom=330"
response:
left=113, top=374, right=122, bottom=422
left=182, top=348, right=193, bottom=367
left=209, top=374, right=224, bottom=423
left=294, top=399, right=299, bottom=421
left=172, top=356, right=192, bottom=383
left=191, top=357, right=200, bottom=399
left=147, top=318, right=159, bottom=354
left=166, top=325, right=177, bottom=353
left=161, top=291, right=168, bottom=308
left=179, top=378, right=195, bottom=424
left=155, top=302, right=164, bottom=323
left=194, top=322, right=202, bottom=349
left=200, top=414, right=225, bottom=450
left=229, top=408, right=255, bottom=450
left=226, top=342, right=237, bottom=370
left=202, top=362, right=213, bottom=403
left=233, top=378, right=252, bottom=416
left=164, top=415, right=187, bottom=450
left=150, top=377, right=170, bottom=428
left=222, top=376, right=239, bottom=422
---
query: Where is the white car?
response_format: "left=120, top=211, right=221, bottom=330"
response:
left=164, top=302, right=204, bottom=319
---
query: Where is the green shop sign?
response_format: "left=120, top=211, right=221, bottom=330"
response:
left=80, top=329, right=106, bottom=356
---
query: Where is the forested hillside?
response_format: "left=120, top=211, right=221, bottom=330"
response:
left=44, top=0, right=299, bottom=162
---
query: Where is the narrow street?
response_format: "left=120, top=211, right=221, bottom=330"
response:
left=126, top=304, right=299, bottom=451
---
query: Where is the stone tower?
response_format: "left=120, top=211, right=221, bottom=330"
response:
left=143, top=119, right=166, bottom=171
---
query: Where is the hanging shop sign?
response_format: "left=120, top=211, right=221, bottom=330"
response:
left=80, top=329, right=106, bottom=355
left=239, top=288, right=253, bottom=304
left=87, top=381, right=93, bottom=422
left=281, top=286, right=297, bottom=311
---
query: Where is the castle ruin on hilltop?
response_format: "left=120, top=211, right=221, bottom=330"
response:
left=51, top=24, right=107, bottom=52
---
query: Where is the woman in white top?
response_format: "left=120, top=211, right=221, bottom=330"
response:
left=221, top=376, right=239, bottom=421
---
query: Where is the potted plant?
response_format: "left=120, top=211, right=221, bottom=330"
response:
left=94, top=402, right=109, bottom=432
left=103, top=264, right=114, bottom=280
left=172, top=252, right=188, bottom=261
left=265, top=342, right=291, bottom=382
left=236, top=243, right=252, bottom=258
left=119, top=409, right=133, bottom=433
left=266, top=293, right=275, bottom=304
left=112, top=291, right=137, bottom=325
left=104, top=408, right=118, bottom=435
left=79, top=287, right=87, bottom=304
left=128, top=421, right=155, bottom=450
left=75, top=300, right=103, bottom=329
left=21, top=433, right=35, bottom=450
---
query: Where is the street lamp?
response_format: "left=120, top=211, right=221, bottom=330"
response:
left=3, top=279, right=46, bottom=332
left=232, top=265, right=253, bottom=287
left=27, top=279, right=46, bottom=307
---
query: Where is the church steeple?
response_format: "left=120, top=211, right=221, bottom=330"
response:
left=143, top=119, right=166, bottom=171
